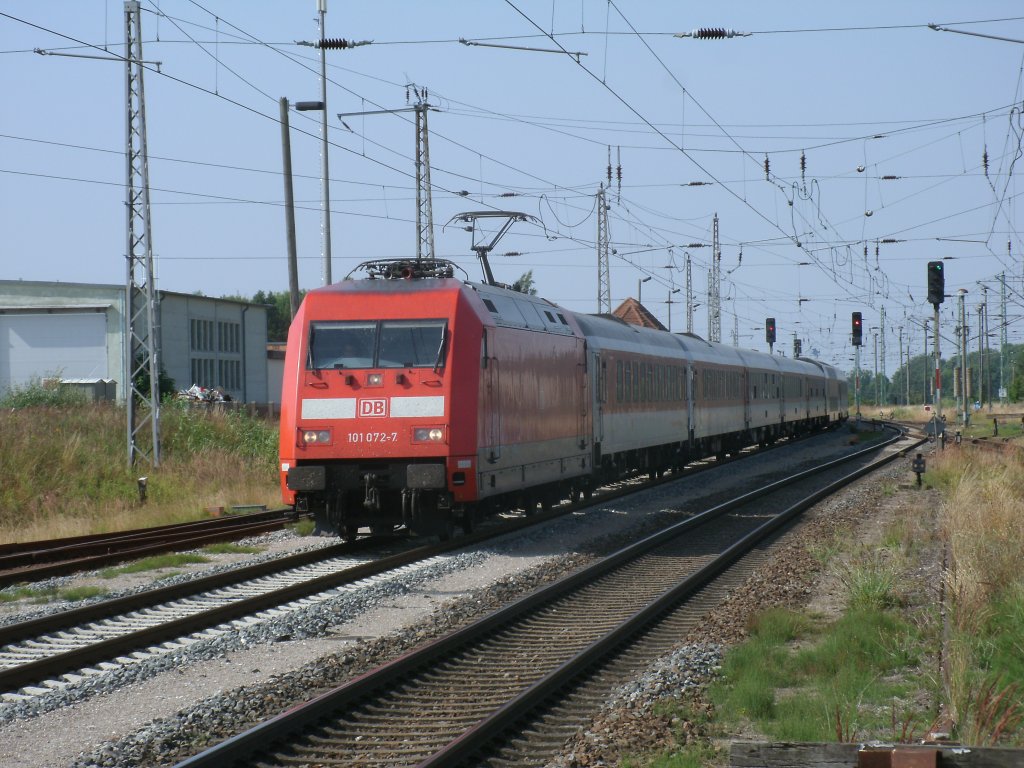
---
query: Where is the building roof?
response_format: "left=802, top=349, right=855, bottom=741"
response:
left=612, top=297, right=667, bottom=331
left=0, top=279, right=268, bottom=310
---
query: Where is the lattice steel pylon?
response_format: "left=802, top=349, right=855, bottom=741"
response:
left=596, top=185, right=611, bottom=314
left=708, top=213, right=721, bottom=342
left=414, top=94, right=435, bottom=262
left=124, top=1, right=160, bottom=468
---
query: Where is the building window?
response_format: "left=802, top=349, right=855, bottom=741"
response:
left=190, top=318, right=216, bottom=352
left=216, top=321, right=240, bottom=353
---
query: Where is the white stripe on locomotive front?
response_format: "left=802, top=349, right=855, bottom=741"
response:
left=300, top=396, right=446, bottom=420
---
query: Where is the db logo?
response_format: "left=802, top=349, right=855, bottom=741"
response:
left=358, top=398, right=388, bottom=418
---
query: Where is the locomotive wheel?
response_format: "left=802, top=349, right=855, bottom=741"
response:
left=342, top=524, right=359, bottom=543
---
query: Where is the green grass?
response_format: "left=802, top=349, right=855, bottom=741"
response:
left=0, top=584, right=109, bottom=604
left=0, top=395, right=282, bottom=542
left=839, top=553, right=901, bottom=611
left=624, top=745, right=718, bottom=768
left=201, top=542, right=264, bottom=555
left=288, top=518, right=316, bottom=537
left=0, top=378, right=88, bottom=409
left=708, top=606, right=932, bottom=744
left=99, top=553, right=210, bottom=577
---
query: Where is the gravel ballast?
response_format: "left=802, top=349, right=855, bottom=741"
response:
left=0, top=429, right=900, bottom=768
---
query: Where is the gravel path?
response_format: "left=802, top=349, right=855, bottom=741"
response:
left=0, top=429, right=893, bottom=768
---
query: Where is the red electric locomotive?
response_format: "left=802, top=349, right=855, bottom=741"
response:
left=279, top=259, right=593, bottom=538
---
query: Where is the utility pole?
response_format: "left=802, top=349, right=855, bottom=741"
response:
left=1000, top=272, right=1008, bottom=402
left=685, top=252, right=693, bottom=333
left=977, top=301, right=984, bottom=410
left=316, top=0, right=332, bottom=284
left=124, top=0, right=160, bottom=468
left=597, top=185, right=611, bottom=313
left=898, top=326, right=905, bottom=405
left=880, top=306, right=887, bottom=406
left=667, top=289, right=681, bottom=331
left=933, top=309, right=942, bottom=443
left=279, top=98, right=301, bottom=319
left=959, top=288, right=968, bottom=427
left=413, top=91, right=434, bottom=262
left=923, top=319, right=929, bottom=405
left=708, top=213, right=721, bottom=342
left=339, top=91, right=435, bottom=265
left=873, top=331, right=879, bottom=407
left=984, top=290, right=991, bottom=411
left=855, top=344, right=862, bottom=420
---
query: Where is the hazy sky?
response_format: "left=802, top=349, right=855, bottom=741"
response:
left=3, top=2, right=1024, bottom=372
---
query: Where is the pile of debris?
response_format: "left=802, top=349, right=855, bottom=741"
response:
left=175, top=384, right=233, bottom=404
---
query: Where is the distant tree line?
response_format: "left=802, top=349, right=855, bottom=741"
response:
left=847, top=342, right=1024, bottom=405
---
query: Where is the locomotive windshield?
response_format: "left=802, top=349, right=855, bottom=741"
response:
left=308, top=320, right=447, bottom=370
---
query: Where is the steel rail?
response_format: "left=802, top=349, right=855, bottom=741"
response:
left=173, top=426, right=916, bottom=768
left=0, top=426, right=844, bottom=697
left=0, top=507, right=293, bottom=559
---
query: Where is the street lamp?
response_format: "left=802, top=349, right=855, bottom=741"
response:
left=295, top=97, right=332, bottom=285
left=666, top=288, right=681, bottom=331
left=638, top=276, right=651, bottom=305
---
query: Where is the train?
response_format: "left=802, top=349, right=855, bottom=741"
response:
left=279, top=258, right=848, bottom=539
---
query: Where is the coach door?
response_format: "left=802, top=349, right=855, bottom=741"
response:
left=686, top=363, right=696, bottom=445
left=577, top=339, right=590, bottom=451
left=592, top=349, right=604, bottom=447
left=483, top=329, right=500, bottom=463
left=742, top=368, right=751, bottom=432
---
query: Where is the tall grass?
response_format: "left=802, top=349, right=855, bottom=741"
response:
left=0, top=386, right=281, bottom=543
left=933, top=448, right=1024, bottom=744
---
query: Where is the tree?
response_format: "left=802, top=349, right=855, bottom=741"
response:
left=132, top=355, right=176, bottom=401
left=252, top=290, right=305, bottom=342
left=1010, top=353, right=1024, bottom=402
left=511, top=270, right=538, bottom=295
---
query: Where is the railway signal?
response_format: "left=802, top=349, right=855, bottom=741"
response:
left=765, top=317, right=776, bottom=345
left=851, top=312, right=863, bottom=346
left=927, top=261, right=945, bottom=306
left=927, top=262, right=946, bottom=447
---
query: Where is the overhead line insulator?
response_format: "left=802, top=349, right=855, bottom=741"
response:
left=681, top=27, right=748, bottom=40
left=316, top=37, right=372, bottom=50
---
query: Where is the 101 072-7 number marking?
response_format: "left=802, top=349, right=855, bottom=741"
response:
left=347, top=432, right=399, bottom=443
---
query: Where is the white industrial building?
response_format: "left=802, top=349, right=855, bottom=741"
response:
left=0, top=280, right=270, bottom=403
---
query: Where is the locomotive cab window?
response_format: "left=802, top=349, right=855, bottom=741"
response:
left=378, top=320, right=447, bottom=368
left=307, top=319, right=447, bottom=370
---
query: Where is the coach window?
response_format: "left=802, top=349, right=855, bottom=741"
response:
left=623, top=360, right=632, bottom=402
left=632, top=361, right=640, bottom=402
left=616, top=360, right=624, bottom=402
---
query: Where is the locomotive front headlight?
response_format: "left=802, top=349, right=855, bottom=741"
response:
left=366, top=373, right=383, bottom=386
left=300, top=428, right=332, bottom=446
left=412, top=426, right=445, bottom=443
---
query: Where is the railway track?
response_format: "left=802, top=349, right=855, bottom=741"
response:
left=2, top=421, right=840, bottom=590
left=167, top=426, right=918, bottom=767
left=0, top=508, right=303, bottom=587
left=0, top=428, right=864, bottom=719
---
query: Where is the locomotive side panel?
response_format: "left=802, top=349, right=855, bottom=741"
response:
left=473, top=287, right=591, bottom=502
